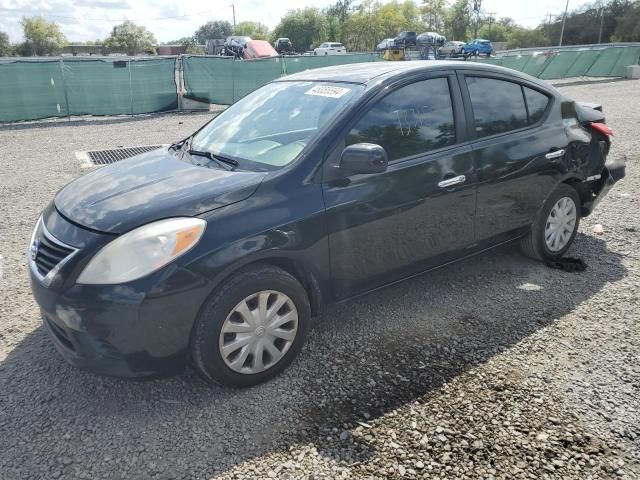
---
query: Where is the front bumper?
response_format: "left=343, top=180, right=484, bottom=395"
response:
left=29, top=207, right=211, bottom=378
left=31, top=276, right=193, bottom=378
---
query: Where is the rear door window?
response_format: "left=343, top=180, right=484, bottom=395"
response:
left=523, top=87, right=550, bottom=124
left=466, top=76, right=528, bottom=138
left=346, top=77, right=456, bottom=161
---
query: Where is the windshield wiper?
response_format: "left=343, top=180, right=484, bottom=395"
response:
left=187, top=149, right=239, bottom=170
left=170, top=135, right=192, bottom=151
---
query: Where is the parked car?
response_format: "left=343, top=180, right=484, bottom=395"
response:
left=416, top=32, right=446, bottom=48
left=376, top=38, right=396, bottom=52
left=393, top=31, right=417, bottom=47
left=313, top=42, right=346, bottom=55
left=439, top=40, right=465, bottom=57
left=274, top=37, right=293, bottom=54
left=243, top=40, right=278, bottom=59
left=462, top=38, right=494, bottom=57
left=29, top=62, right=623, bottom=387
left=223, top=35, right=252, bottom=58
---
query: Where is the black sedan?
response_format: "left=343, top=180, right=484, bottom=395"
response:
left=29, top=62, right=624, bottom=386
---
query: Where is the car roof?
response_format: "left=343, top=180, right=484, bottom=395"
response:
left=276, top=61, right=546, bottom=87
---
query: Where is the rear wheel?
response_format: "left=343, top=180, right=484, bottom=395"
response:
left=520, top=184, right=581, bottom=261
left=191, top=264, right=310, bottom=387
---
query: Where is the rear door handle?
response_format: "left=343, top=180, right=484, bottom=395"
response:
left=545, top=149, right=565, bottom=160
left=438, top=175, right=466, bottom=188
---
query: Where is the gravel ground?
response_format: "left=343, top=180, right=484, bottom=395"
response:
left=0, top=79, right=638, bottom=480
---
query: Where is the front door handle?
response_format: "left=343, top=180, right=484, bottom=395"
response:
left=545, top=149, right=565, bottom=160
left=438, top=175, right=466, bottom=188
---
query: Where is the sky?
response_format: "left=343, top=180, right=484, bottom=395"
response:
left=0, top=0, right=569, bottom=43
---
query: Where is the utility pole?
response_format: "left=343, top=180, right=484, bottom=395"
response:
left=472, top=0, right=482, bottom=39
left=486, top=12, right=496, bottom=40
left=559, top=0, right=569, bottom=46
left=597, top=7, right=604, bottom=43
left=231, top=4, right=236, bottom=30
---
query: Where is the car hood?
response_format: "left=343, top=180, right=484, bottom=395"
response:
left=54, top=148, right=266, bottom=234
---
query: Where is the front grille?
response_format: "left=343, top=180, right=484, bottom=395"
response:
left=34, top=228, right=75, bottom=278
left=87, top=145, right=163, bottom=165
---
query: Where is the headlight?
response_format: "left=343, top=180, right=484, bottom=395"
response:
left=77, top=218, right=206, bottom=285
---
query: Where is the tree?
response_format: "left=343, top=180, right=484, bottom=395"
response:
left=539, top=0, right=639, bottom=45
left=444, top=0, right=471, bottom=41
left=613, top=1, right=640, bottom=41
left=324, top=0, right=353, bottom=44
left=20, top=16, right=67, bottom=56
left=233, top=21, right=270, bottom=40
left=164, top=37, right=194, bottom=45
left=506, top=27, right=550, bottom=49
left=478, top=16, right=516, bottom=42
left=0, top=31, right=11, bottom=56
left=194, top=21, right=233, bottom=43
left=271, top=8, right=329, bottom=50
left=341, top=0, right=426, bottom=51
left=103, top=21, right=156, bottom=55
left=420, top=0, right=447, bottom=33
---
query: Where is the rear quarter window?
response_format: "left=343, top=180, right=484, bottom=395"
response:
left=523, top=87, right=550, bottom=123
left=466, top=76, right=528, bottom=138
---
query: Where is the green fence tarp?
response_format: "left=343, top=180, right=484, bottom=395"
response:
left=500, top=55, right=532, bottom=72
left=564, top=50, right=602, bottom=78
left=282, top=53, right=380, bottom=74
left=232, top=57, right=282, bottom=101
left=521, top=53, right=553, bottom=77
left=538, top=51, right=583, bottom=79
left=0, top=60, right=68, bottom=122
left=183, top=53, right=382, bottom=105
left=64, top=58, right=177, bottom=116
left=609, top=46, right=640, bottom=76
left=586, top=47, right=625, bottom=76
left=3, top=46, right=639, bottom=123
left=183, top=56, right=235, bottom=105
left=474, top=57, right=503, bottom=66
left=130, top=59, right=179, bottom=114
left=64, top=59, right=132, bottom=115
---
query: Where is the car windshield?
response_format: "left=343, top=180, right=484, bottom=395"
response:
left=191, top=81, right=364, bottom=171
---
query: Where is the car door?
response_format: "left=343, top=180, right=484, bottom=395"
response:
left=458, top=72, right=567, bottom=243
left=322, top=74, right=477, bottom=300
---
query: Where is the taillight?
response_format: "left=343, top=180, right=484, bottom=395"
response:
left=590, top=122, right=614, bottom=137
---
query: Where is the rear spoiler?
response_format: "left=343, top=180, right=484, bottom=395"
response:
left=577, top=101, right=602, bottom=112
left=576, top=101, right=605, bottom=124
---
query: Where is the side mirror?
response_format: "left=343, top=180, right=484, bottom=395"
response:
left=340, top=143, right=388, bottom=174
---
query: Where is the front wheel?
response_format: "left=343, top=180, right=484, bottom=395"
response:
left=191, top=264, right=311, bottom=387
left=520, top=184, right=581, bottom=261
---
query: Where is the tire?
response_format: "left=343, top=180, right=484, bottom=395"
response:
left=520, top=184, right=581, bottom=261
left=191, top=264, right=311, bottom=387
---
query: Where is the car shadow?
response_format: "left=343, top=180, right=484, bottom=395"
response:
left=0, top=233, right=626, bottom=478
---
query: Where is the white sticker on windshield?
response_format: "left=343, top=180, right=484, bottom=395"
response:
left=305, top=85, right=351, bottom=99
